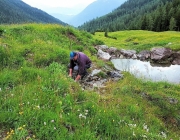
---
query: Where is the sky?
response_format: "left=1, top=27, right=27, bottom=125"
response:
left=22, top=0, right=97, bottom=15
left=22, top=0, right=96, bottom=8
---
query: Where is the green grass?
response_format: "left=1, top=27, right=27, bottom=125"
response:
left=94, top=30, right=180, bottom=52
left=0, top=24, right=180, bottom=139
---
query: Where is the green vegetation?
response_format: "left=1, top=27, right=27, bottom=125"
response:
left=79, top=0, right=180, bottom=32
left=0, top=24, right=180, bottom=140
left=0, top=0, right=66, bottom=25
left=94, top=30, right=180, bottom=52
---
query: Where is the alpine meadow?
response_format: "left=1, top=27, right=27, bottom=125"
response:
left=0, top=0, right=180, bottom=140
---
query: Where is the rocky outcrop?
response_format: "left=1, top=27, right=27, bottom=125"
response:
left=77, top=67, right=123, bottom=91
left=95, top=45, right=180, bottom=65
left=75, top=45, right=179, bottom=91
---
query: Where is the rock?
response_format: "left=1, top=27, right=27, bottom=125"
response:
left=132, top=54, right=137, bottom=59
left=91, top=69, right=101, bottom=76
left=120, top=49, right=136, bottom=58
left=95, top=45, right=109, bottom=51
left=150, top=47, right=172, bottom=61
left=107, top=47, right=118, bottom=55
left=97, top=49, right=111, bottom=60
left=172, top=51, right=180, bottom=65
left=137, top=50, right=151, bottom=61
left=107, top=70, right=123, bottom=78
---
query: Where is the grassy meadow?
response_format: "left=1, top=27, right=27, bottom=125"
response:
left=94, top=30, right=180, bottom=52
left=0, top=24, right=180, bottom=140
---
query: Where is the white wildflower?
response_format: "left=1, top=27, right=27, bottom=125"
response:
left=142, top=134, right=147, bottom=138
left=160, top=131, right=167, bottom=139
left=51, top=120, right=54, bottom=123
left=79, top=113, right=86, bottom=119
left=44, top=122, right=46, bottom=125
left=79, top=113, right=83, bottom=118
left=133, top=131, right=136, bottom=136
left=143, top=123, right=149, bottom=132
left=128, top=124, right=137, bottom=129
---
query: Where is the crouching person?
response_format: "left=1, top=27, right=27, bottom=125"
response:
left=68, top=51, right=91, bottom=82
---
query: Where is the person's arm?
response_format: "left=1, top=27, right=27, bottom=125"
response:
left=75, top=74, right=81, bottom=82
left=69, top=68, right=73, bottom=77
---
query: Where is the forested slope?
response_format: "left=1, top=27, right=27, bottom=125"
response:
left=79, top=0, right=180, bottom=32
left=0, top=0, right=66, bottom=25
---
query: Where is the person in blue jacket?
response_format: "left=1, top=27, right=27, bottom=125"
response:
left=68, top=51, right=91, bottom=82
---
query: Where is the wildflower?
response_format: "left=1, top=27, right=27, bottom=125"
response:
left=54, top=127, right=56, bottom=130
left=18, top=127, right=23, bottom=130
left=36, top=105, right=40, bottom=109
left=26, top=136, right=31, bottom=140
left=19, top=111, right=23, bottom=115
left=33, top=135, right=36, bottom=138
left=142, top=134, right=147, bottom=138
left=128, top=124, right=137, bottom=128
left=160, top=131, right=167, bottom=139
left=133, top=131, right=136, bottom=136
left=79, top=113, right=86, bottom=119
left=44, top=122, right=46, bottom=125
left=143, top=123, right=149, bottom=132
left=79, top=113, right=83, bottom=118
left=51, top=120, right=54, bottom=123
left=0, top=88, right=2, bottom=92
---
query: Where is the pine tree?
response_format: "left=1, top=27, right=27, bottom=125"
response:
left=169, top=17, right=176, bottom=31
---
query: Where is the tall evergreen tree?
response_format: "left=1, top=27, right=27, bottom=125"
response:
left=169, top=17, right=176, bottom=31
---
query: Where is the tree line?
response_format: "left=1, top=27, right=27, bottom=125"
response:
left=78, top=0, right=180, bottom=33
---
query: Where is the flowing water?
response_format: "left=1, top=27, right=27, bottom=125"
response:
left=111, top=59, right=180, bottom=84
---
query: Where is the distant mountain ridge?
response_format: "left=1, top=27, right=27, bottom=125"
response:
left=68, top=0, right=127, bottom=27
left=0, top=0, right=67, bottom=25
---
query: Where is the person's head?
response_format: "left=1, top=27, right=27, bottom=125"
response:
left=70, top=51, right=77, bottom=60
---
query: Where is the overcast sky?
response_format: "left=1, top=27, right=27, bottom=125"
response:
left=22, top=0, right=96, bottom=8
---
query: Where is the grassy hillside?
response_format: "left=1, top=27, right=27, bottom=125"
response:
left=94, top=30, right=180, bottom=52
left=0, top=24, right=180, bottom=140
left=0, top=0, right=66, bottom=25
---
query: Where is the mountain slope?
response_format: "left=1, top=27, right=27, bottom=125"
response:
left=69, top=0, right=127, bottom=27
left=79, top=0, right=180, bottom=32
left=0, top=0, right=67, bottom=25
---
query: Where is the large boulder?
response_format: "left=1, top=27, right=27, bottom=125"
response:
left=150, top=47, right=172, bottom=61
